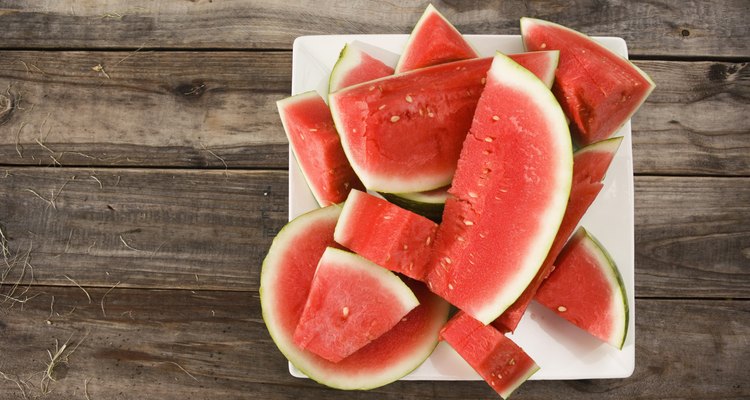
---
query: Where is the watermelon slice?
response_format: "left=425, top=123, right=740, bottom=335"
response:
left=492, top=136, right=622, bottom=332
left=396, top=4, right=478, bottom=73
left=334, top=189, right=438, bottom=280
left=261, top=206, right=450, bottom=389
left=536, top=228, right=630, bottom=349
left=329, top=43, right=396, bottom=93
left=329, top=57, right=491, bottom=193
left=441, top=312, right=539, bottom=399
left=277, top=91, right=364, bottom=206
left=425, top=52, right=572, bottom=325
left=293, top=247, right=419, bottom=362
left=520, top=18, right=655, bottom=146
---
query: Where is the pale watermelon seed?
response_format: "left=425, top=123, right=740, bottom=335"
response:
left=378, top=104, right=386, bottom=110
left=342, top=306, right=349, bottom=318
left=558, top=306, right=567, bottom=312
left=456, top=235, right=465, bottom=242
left=448, top=283, right=454, bottom=290
left=508, top=358, right=516, bottom=365
left=403, top=244, right=408, bottom=250
left=463, top=220, right=474, bottom=226
left=443, top=256, right=452, bottom=264
left=468, top=192, right=478, bottom=198
left=540, top=42, right=547, bottom=49
left=479, top=232, right=486, bottom=239
left=383, top=214, right=393, bottom=220
left=405, top=95, right=413, bottom=103
left=353, top=128, right=357, bottom=133
left=425, top=236, right=431, bottom=245
left=428, top=112, right=435, bottom=118
left=492, top=115, right=500, bottom=121
left=368, top=85, right=375, bottom=91
left=390, top=115, right=400, bottom=123
left=419, top=108, right=425, bottom=116
left=484, top=137, right=494, bottom=142
left=299, top=133, right=305, bottom=140
left=309, top=128, right=318, bottom=132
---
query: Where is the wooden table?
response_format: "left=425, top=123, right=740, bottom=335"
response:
left=0, top=1, right=747, bottom=399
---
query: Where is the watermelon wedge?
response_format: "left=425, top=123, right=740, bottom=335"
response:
left=329, top=43, right=395, bottom=93
left=396, top=4, right=478, bottom=73
left=441, top=312, right=539, bottom=399
left=261, top=206, right=450, bottom=389
left=293, top=247, right=419, bottom=362
left=277, top=91, right=364, bottom=206
left=521, top=18, right=655, bottom=146
left=334, top=189, right=438, bottom=280
left=492, top=136, right=622, bottom=332
left=536, top=228, right=630, bottom=349
left=329, top=57, right=491, bottom=193
left=425, top=52, right=572, bottom=325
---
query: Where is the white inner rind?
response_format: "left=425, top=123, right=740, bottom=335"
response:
left=575, top=136, right=623, bottom=157
left=473, top=52, right=573, bottom=325
left=332, top=189, right=364, bottom=245
left=580, top=231, right=629, bottom=348
left=328, top=44, right=363, bottom=93
left=500, top=363, right=541, bottom=399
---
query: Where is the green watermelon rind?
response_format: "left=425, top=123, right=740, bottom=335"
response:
left=328, top=43, right=355, bottom=94
left=519, top=17, right=656, bottom=144
left=380, top=190, right=447, bottom=222
left=577, top=228, right=630, bottom=349
left=261, top=206, right=448, bottom=390
left=394, top=4, right=478, bottom=73
left=466, top=51, right=573, bottom=324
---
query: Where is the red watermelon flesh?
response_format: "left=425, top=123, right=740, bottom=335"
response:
left=507, top=50, right=559, bottom=89
left=260, top=206, right=450, bottom=389
left=334, top=189, right=438, bottom=280
left=441, top=312, right=539, bottom=399
left=293, top=247, right=419, bottom=363
left=396, top=4, right=478, bottom=73
left=493, top=137, right=622, bottom=333
left=329, top=42, right=395, bottom=93
left=521, top=18, right=655, bottom=146
left=536, top=228, right=630, bottom=349
left=425, top=53, right=572, bottom=325
left=277, top=91, right=364, bottom=206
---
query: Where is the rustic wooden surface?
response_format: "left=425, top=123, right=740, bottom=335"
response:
left=0, top=1, right=748, bottom=399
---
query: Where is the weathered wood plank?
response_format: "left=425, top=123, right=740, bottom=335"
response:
left=632, top=60, right=750, bottom=176
left=0, top=288, right=747, bottom=399
left=1, top=168, right=748, bottom=299
left=0, top=0, right=747, bottom=57
left=0, top=168, right=288, bottom=292
left=634, top=176, right=750, bottom=298
left=0, top=51, right=291, bottom=169
left=1, top=52, right=748, bottom=175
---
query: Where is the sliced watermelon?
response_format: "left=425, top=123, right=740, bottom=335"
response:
left=441, top=312, right=539, bottom=399
left=293, top=247, right=419, bottom=362
left=521, top=18, right=655, bottom=146
left=396, top=4, right=478, bottom=73
left=536, top=228, right=630, bottom=349
left=277, top=91, right=364, bottom=206
left=261, top=206, right=450, bottom=389
left=425, top=52, right=572, bottom=325
left=329, top=43, right=395, bottom=93
left=334, top=189, right=438, bottom=280
left=492, top=136, right=622, bottom=332
left=329, top=57, right=491, bottom=193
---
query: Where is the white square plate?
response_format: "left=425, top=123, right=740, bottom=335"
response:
left=288, top=35, right=635, bottom=380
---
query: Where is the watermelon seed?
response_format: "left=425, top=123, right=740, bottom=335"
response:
left=353, top=128, right=357, bottom=133
left=456, top=236, right=465, bottom=242
left=479, top=232, right=486, bottom=239
left=299, top=133, right=305, bottom=140
left=378, top=104, right=386, bottom=110
left=443, top=256, right=452, bottom=264
left=390, top=116, right=400, bottom=123
left=368, top=85, right=375, bottom=91
left=447, top=283, right=454, bottom=290
left=540, top=42, right=547, bottom=49
left=403, top=244, right=408, bottom=250
left=509, top=358, right=516, bottom=365
left=428, top=112, right=435, bottom=118
left=484, top=137, right=494, bottom=142
left=401, top=317, right=408, bottom=322
left=468, top=192, right=478, bottom=198
left=425, top=236, right=431, bottom=245
left=558, top=306, right=567, bottom=312
left=418, top=108, right=424, bottom=116
left=309, top=128, right=317, bottom=132
left=407, top=262, right=414, bottom=270
left=492, top=115, right=500, bottom=121
left=463, top=220, right=474, bottom=226
left=342, top=306, right=349, bottom=318
left=481, top=77, right=486, bottom=85
left=383, top=215, right=393, bottom=220
left=405, top=95, right=413, bottom=103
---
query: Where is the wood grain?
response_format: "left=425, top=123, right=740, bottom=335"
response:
left=1, top=52, right=748, bottom=175
left=0, top=167, right=288, bottom=292
left=0, top=1, right=747, bottom=58
left=0, top=51, right=291, bottom=169
left=0, top=287, right=747, bottom=399
left=0, top=168, right=747, bottom=299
